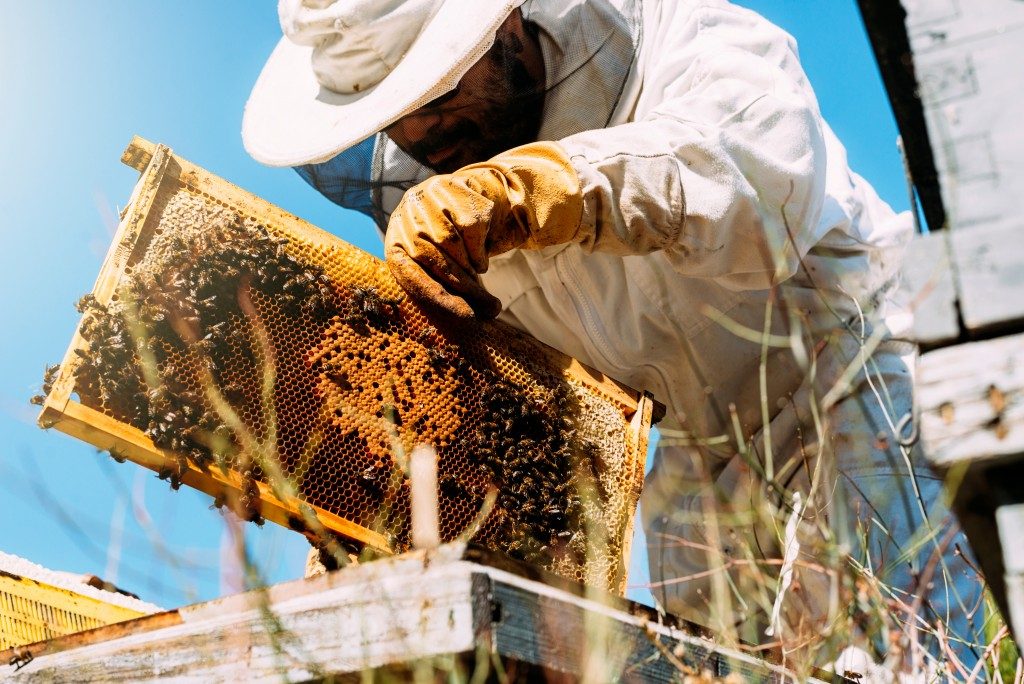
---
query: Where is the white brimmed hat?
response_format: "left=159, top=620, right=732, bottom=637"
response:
left=243, top=0, right=525, bottom=167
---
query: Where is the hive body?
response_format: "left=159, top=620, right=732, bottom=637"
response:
left=39, top=138, right=658, bottom=593
left=0, top=553, right=159, bottom=651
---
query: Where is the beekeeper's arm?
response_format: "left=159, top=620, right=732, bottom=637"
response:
left=385, top=4, right=827, bottom=318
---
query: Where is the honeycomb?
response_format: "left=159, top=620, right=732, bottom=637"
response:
left=41, top=141, right=656, bottom=593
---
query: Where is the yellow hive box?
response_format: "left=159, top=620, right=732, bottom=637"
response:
left=38, top=137, right=662, bottom=593
left=0, top=552, right=160, bottom=650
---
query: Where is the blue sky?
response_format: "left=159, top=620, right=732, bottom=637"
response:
left=0, top=2, right=908, bottom=610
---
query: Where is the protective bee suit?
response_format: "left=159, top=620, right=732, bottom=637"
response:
left=247, top=0, right=982, bottom=671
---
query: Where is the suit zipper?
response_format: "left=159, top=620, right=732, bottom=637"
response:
left=555, top=251, right=620, bottom=370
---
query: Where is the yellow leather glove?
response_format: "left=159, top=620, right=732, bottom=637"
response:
left=385, top=141, right=584, bottom=319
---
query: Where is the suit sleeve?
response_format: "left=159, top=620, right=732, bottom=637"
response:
left=560, top=3, right=828, bottom=291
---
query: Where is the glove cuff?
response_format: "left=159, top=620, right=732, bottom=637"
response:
left=468, top=141, right=585, bottom=251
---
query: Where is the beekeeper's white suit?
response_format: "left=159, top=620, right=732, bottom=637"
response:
left=256, top=0, right=981, bottom=669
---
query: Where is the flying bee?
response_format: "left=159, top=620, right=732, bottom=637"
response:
left=75, top=294, right=98, bottom=313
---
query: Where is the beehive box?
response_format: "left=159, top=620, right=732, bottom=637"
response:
left=37, top=137, right=660, bottom=593
left=0, top=552, right=160, bottom=651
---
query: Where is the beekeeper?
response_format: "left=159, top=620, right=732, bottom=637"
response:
left=244, top=0, right=980, bottom=669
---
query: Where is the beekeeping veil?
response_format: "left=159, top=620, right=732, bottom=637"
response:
left=244, top=0, right=641, bottom=232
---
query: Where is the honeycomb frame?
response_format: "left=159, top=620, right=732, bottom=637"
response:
left=38, top=137, right=663, bottom=594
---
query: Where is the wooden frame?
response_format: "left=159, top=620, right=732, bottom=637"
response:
left=37, top=137, right=663, bottom=592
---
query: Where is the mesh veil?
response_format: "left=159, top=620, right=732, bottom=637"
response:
left=294, top=0, right=641, bottom=232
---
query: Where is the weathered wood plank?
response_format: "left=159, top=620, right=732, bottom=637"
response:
left=1, top=546, right=831, bottom=683
left=897, top=231, right=960, bottom=346
left=918, top=333, right=1024, bottom=650
left=918, top=332, right=1024, bottom=467
left=907, top=0, right=1024, bottom=238
left=7, top=560, right=480, bottom=681
left=950, top=222, right=1024, bottom=333
left=484, top=568, right=807, bottom=683
left=896, top=0, right=1024, bottom=335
